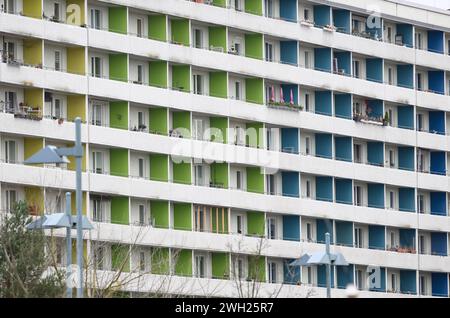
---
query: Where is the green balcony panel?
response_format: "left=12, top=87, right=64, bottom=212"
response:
left=246, top=122, right=264, bottom=148
left=109, top=54, right=128, bottom=82
left=246, top=167, right=264, bottom=194
left=148, top=14, right=167, bottom=41
left=110, top=148, right=129, bottom=177
left=149, top=108, right=168, bottom=135
left=23, top=0, right=42, bottom=19
left=209, top=26, right=227, bottom=50
left=212, top=0, right=227, bottom=7
left=211, top=163, right=229, bottom=189
left=149, top=61, right=168, bottom=88
left=172, top=65, right=191, bottom=92
left=248, top=256, right=266, bottom=282
left=211, top=207, right=229, bottom=234
left=174, top=250, right=192, bottom=277
left=109, top=6, right=127, bottom=34
left=210, top=117, right=228, bottom=143
left=247, top=211, right=265, bottom=237
left=150, top=201, right=169, bottom=228
left=170, top=19, right=190, bottom=46
left=150, top=154, right=168, bottom=182
left=209, top=72, right=228, bottom=98
left=173, top=161, right=192, bottom=185
left=173, top=203, right=192, bottom=231
left=109, top=101, right=128, bottom=130
left=245, top=78, right=264, bottom=104
left=245, top=0, right=263, bottom=15
left=245, top=34, right=263, bottom=59
left=212, top=252, right=229, bottom=279
left=151, top=247, right=170, bottom=275
left=111, top=196, right=129, bottom=225
left=172, top=111, right=191, bottom=138
left=111, top=244, right=130, bottom=272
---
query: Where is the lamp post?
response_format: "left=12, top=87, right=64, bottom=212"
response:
left=25, top=118, right=86, bottom=298
left=290, top=232, right=348, bottom=298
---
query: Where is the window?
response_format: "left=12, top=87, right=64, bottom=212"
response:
left=136, top=19, right=143, bottom=38
left=417, top=194, right=425, bottom=214
left=5, top=189, right=17, bottom=213
left=91, top=56, right=102, bottom=78
left=419, top=235, right=425, bottom=254
left=234, top=0, right=242, bottom=11
left=4, top=0, right=15, bottom=13
left=354, top=144, right=361, bottom=163
left=4, top=91, right=17, bottom=112
left=390, top=232, right=396, bottom=248
left=356, top=270, right=363, bottom=290
left=138, top=204, right=145, bottom=225
left=236, top=170, right=242, bottom=190
left=137, top=65, right=144, bottom=84
left=305, top=137, right=311, bottom=155
left=306, top=180, right=311, bottom=198
left=354, top=186, right=362, bottom=206
left=235, top=82, right=241, bottom=100
left=389, top=150, right=395, bottom=167
left=268, top=261, right=277, bottom=283
left=53, top=2, right=60, bottom=21
left=94, top=244, right=104, bottom=270
left=193, top=74, right=203, bottom=95
left=90, top=8, right=101, bottom=29
left=353, top=101, right=362, bottom=115
left=419, top=275, right=426, bottom=295
left=353, top=60, right=360, bottom=78
left=389, top=191, right=395, bottom=209
left=303, top=9, right=310, bottom=21
left=91, top=102, right=104, bottom=126
left=354, top=227, right=363, bottom=248
left=4, top=140, right=16, bottom=164
left=388, top=67, right=393, bottom=85
left=193, top=119, right=204, bottom=140
left=417, top=150, right=425, bottom=172
left=388, top=109, right=393, bottom=126
left=304, top=51, right=311, bottom=69
left=306, top=223, right=312, bottom=241
left=391, top=274, right=397, bottom=292
left=415, top=32, right=423, bottom=50
left=91, top=151, right=104, bottom=174
left=138, top=111, right=145, bottom=129
left=236, top=258, right=244, bottom=279
left=265, top=42, right=274, bottom=62
left=305, top=93, right=310, bottom=112
left=92, top=199, right=103, bottom=222
left=194, top=29, right=203, bottom=49
left=386, top=26, right=392, bottom=43
left=54, top=51, right=61, bottom=71
left=236, top=214, right=243, bottom=234
left=2, top=41, right=15, bottom=61
left=194, top=165, right=205, bottom=186
left=416, top=113, right=424, bottom=131
left=307, top=267, right=312, bottom=284
left=53, top=98, right=62, bottom=119
left=264, top=0, right=273, bottom=18
left=266, top=174, right=275, bottom=195
left=195, top=255, right=206, bottom=278
left=138, top=158, right=145, bottom=178
left=416, top=73, right=423, bottom=90
left=267, top=217, right=276, bottom=240
left=139, top=251, right=146, bottom=271
left=194, top=206, right=205, bottom=232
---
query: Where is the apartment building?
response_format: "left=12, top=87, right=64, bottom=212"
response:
left=0, top=0, right=450, bottom=297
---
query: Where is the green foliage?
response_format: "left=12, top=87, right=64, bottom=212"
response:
left=0, top=201, right=65, bottom=298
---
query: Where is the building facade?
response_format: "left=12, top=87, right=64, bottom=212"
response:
left=0, top=0, right=450, bottom=297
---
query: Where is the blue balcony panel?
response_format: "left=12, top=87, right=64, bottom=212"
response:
left=335, top=178, right=352, bottom=204
left=397, top=105, right=414, bottom=130
left=281, top=128, right=299, bottom=154
left=315, top=90, right=332, bottom=116
left=316, top=177, right=333, bottom=202
left=334, top=93, right=352, bottom=119
left=315, top=133, right=332, bottom=159
left=283, top=215, right=300, bottom=241
left=368, top=183, right=385, bottom=209
left=282, top=171, right=299, bottom=198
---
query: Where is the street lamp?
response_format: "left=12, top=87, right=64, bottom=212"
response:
left=290, top=233, right=348, bottom=298
left=25, top=118, right=86, bottom=298
left=26, top=192, right=93, bottom=297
